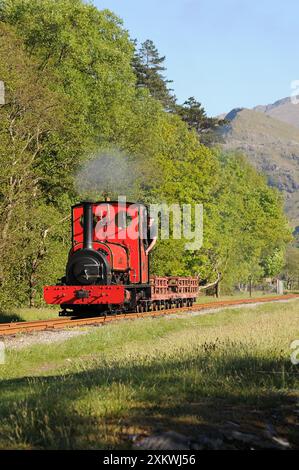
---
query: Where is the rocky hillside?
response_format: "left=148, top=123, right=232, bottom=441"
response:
left=254, top=96, right=299, bottom=129
left=219, top=105, right=299, bottom=227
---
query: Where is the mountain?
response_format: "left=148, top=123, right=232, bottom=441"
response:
left=253, top=96, right=299, bottom=129
left=218, top=105, right=299, bottom=227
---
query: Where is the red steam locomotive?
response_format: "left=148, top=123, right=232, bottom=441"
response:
left=44, top=200, right=199, bottom=315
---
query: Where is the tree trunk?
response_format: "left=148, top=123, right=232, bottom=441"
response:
left=215, top=281, right=220, bottom=298
left=249, top=277, right=252, bottom=297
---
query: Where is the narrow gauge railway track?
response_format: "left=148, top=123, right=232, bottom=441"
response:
left=0, top=294, right=298, bottom=337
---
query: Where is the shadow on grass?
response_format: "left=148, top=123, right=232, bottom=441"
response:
left=0, top=354, right=298, bottom=449
left=0, top=310, right=23, bottom=323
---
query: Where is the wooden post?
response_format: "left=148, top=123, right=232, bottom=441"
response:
left=215, top=280, right=220, bottom=298
left=249, top=276, right=252, bottom=297
left=0, top=81, right=5, bottom=105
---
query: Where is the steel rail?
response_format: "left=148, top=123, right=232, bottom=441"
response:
left=0, top=294, right=298, bottom=337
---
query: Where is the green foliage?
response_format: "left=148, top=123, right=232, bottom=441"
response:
left=176, top=97, right=226, bottom=145
left=205, top=153, right=291, bottom=289
left=133, top=39, right=176, bottom=110
left=0, top=23, right=72, bottom=307
left=282, top=245, right=299, bottom=289
left=0, top=0, right=138, bottom=306
left=0, top=0, right=136, bottom=168
left=261, top=249, right=285, bottom=278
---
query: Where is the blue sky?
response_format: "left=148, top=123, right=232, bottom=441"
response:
left=95, top=0, right=299, bottom=116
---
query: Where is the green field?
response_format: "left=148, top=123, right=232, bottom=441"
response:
left=0, top=300, right=298, bottom=449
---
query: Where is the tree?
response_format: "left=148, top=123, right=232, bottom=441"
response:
left=133, top=39, right=176, bottom=110
left=261, top=249, right=285, bottom=278
left=176, top=97, right=226, bottom=145
left=201, top=153, right=291, bottom=291
left=0, top=23, right=72, bottom=306
left=282, top=246, right=299, bottom=290
left=0, top=0, right=136, bottom=152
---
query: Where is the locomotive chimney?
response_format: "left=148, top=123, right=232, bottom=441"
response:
left=82, top=201, right=93, bottom=250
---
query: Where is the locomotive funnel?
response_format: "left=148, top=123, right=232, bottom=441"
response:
left=82, top=201, right=93, bottom=250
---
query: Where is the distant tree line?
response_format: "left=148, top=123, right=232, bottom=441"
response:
left=0, top=0, right=292, bottom=308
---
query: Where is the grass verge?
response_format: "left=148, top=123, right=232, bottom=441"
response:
left=0, top=299, right=298, bottom=449
left=0, top=291, right=290, bottom=322
left=0, top=307, right=59, bottom=323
